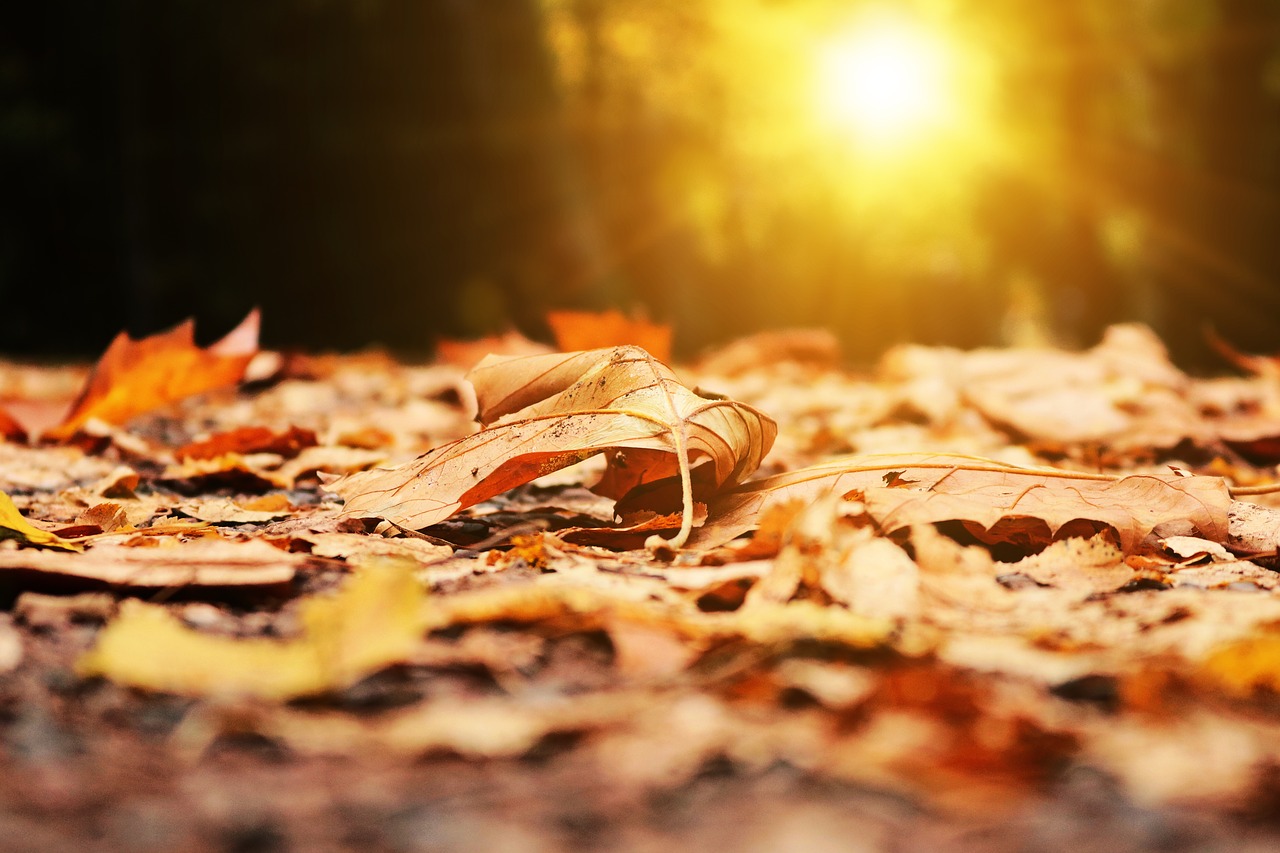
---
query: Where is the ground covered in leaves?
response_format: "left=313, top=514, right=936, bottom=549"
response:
left=4, top=316, right=1280, bottom=851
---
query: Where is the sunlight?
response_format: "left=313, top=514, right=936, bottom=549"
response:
left=814, top=18, right=961, bottom=148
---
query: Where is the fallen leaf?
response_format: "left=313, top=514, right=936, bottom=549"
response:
left=78, top=559, right=426, bottom=698
left=332, top=346, right=775, bottom=548
left=696, top=328, right=841, bottom=377
left=1010, top=534, right=1131, bottom=595
left=0, top=536, right=299, bottom=588
left=0, top=406, right=27, bottom=443
left=174, top=497, right=295, bottom=525
left=435, top=329, right=552, bottom=369
left=1199, top=633, right=1280, bottom=697
left=0, top=490, right=81, bottom=551
left=1225, top=500, right=1280, bottom=555
left=47, top=310, right=259, bottom=440
left=695, top=453, right=1230, bottom=553
left=75, top=502, right=132, bottom=533
left=547, top=309, right=673, bottom=363
left=297, top=532, right=453, bottom=566
left=177, top=425, right=318, bottom=461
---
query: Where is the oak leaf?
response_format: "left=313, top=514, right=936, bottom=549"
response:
left=331, top=346, right=775, bottom=547
left=46, top=310, right=260, bottom=440
left=694, top=453, right=1231, bottom=553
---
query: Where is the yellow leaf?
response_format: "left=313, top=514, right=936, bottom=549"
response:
left=1200, top=634, right=1280, bottom=697
left=0, top=491, right=81, bottom=551
left=77, top=559, right=427, bottom=699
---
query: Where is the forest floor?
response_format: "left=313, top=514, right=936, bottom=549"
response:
left=2, top=319, right=1280, bottom=852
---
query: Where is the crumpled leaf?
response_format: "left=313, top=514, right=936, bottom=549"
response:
left=547, top=309, right=673, bottom=364
left=0, top=490, right=81, bottom=551
left=46, top=310, right=259, bottom=440
left=77, top=559, right=426, bottom=699
left=331, top=346, right=775, bottom=548
left=694, top=453, right=1231, bottom=552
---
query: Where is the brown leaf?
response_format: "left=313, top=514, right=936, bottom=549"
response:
left=695, top=328, right=841, bottom=377
left=546, top=309, right=673, bottom=364
left=0, top=536, right=300, bottom=589
left=331, top=346, right=775, bottom=548
left=695, top=453, right=1231, bottom=553
left=46, top=310, right=260, bottom=440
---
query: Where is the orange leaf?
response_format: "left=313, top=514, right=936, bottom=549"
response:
left=547, top=310, right=672, bottom=363
left=0, top=407, right=26, bottom=443
left=46, top=310, right=259, bottom=440
left=435, top=330, right=551, bottom=370
left=176, top=425, right=318, bottom=461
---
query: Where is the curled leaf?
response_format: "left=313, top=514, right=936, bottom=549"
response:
left=332, top=346, right=775, bottom=548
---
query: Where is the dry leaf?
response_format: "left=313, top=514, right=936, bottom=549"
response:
left=435, top=329, right=552, bottom=369
left=173, top=497, right=295, bottom=525
left=332, top=346, right=775, bottom=548
left=47, top=310, right=259, bottom=440
left=78, top=559, right=426, bottom=698
left=1010, top=535, right=1131, bottom=595
left=0, top=490, right=81, bottom=551
left=1199, top=633, right=1280, bottom=697
left=177, top=425, right=318, bottom=461
left=0, top=536, right=299, bottom=588
left=547, top=309, right=673, bottom=363
left=696, top=453, right=1230, bottom=552
left=0, top=406, right=27, bottom=443
left=696, top=328, right=841, bottom=377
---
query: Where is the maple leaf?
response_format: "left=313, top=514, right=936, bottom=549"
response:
left=693, top=452, right=1231, bottom=552
left=546, top=309, right=673, bottom=364
left=330, top=346, right=775, bottom=548
left=45, top=310, right=260, bottom=440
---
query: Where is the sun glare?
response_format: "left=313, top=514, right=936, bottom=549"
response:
left=815, top=19, right=960, bottom=147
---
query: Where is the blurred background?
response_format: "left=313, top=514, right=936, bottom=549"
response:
left=2, top=0, right=1279, bottom=366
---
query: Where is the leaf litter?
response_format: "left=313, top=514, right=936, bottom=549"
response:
left=5, top=314, right=1280, bottom=846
